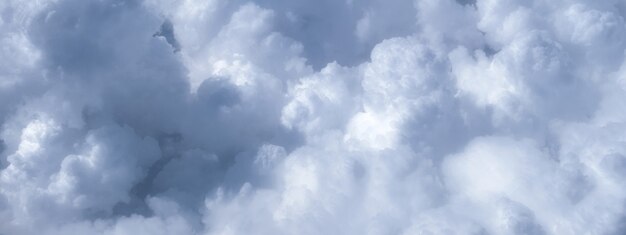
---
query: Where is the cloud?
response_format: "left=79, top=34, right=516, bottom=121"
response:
left=1, top=0, right=626, bottom=234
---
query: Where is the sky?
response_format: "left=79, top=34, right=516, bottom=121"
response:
left=1, top=0, right=626, bottom=234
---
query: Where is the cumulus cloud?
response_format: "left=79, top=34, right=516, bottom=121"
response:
left=1, top=0, right=626, bottom=234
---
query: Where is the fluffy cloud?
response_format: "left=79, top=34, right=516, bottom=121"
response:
left=1, top=0, right=626, bottom=234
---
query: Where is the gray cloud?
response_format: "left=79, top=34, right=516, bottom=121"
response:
left=1, top=0, right=626, bottom=234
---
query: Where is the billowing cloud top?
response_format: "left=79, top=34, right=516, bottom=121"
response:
left=1, top=0, right=626, bottom=234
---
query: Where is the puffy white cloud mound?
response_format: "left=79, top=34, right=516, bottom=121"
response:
left=1, top=0, right=626, bottom=234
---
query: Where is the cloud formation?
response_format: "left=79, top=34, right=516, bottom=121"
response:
left=1, top=0, right=626, bottom=234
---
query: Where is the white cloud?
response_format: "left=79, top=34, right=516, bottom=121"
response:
left=1, top=0, right=626, bottom=234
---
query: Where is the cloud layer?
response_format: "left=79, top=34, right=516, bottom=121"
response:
left=1, top=0, right=626, bottom=234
